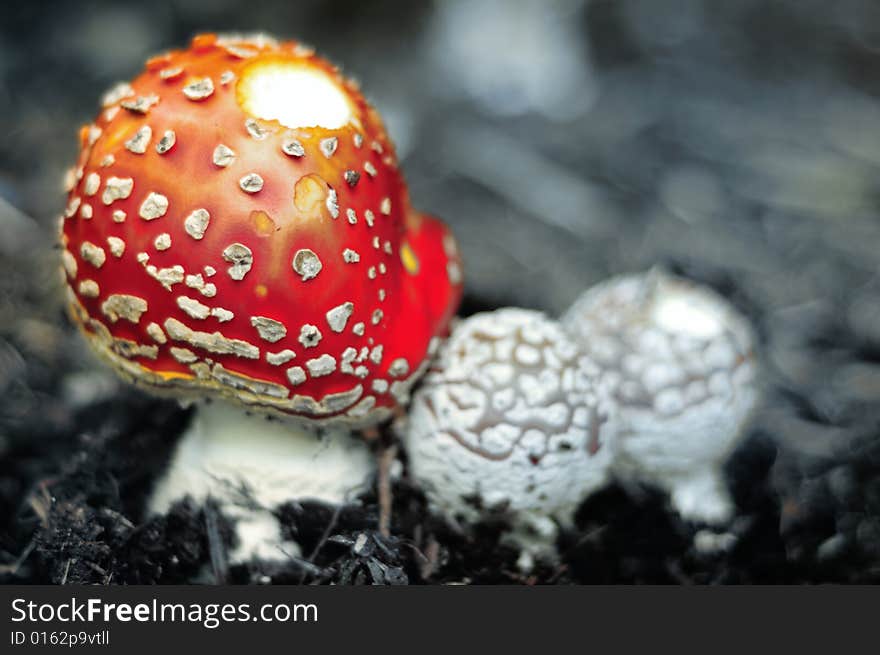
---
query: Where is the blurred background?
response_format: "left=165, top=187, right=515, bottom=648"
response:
left=1, top=0, right=879, bottom=582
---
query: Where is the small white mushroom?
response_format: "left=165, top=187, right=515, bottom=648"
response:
left=561, top=269, right=759, bottom=524
left=404, top=308, right=615, bottom=571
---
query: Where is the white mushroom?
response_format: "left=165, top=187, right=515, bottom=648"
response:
left=561, top=269, right=760, bottom=524
left=403, top=308, right=615, bottom=571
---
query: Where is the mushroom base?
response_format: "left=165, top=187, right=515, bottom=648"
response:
left=148, top=400, right=374, bottom=564
left=615, top=458, right=736, bottom=525
left=610, top=382, right=758, bottom=524
left=500, top=512, right=574, bottom=573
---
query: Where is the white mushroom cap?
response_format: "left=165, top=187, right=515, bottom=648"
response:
left=404, top=308, right=615, bottom=569
left=561, top=269, right=760, bottom=523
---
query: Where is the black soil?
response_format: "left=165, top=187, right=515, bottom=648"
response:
left=3, top=356, right=879, bottom=584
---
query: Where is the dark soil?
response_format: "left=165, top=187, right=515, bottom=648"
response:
left=2, top=353, right=879, bottom=584
left=2, top=0, right=880, bottom=583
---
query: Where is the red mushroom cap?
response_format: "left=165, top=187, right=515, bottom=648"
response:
left=60, top=33, right=463, bottom=427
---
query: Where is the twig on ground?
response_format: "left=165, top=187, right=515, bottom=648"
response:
left=298, top=502, right=345, bottom=584
left=377, top=441, right=398, bottom=538
left=0, top=539, right=36, bottom=576
left=204, top=501, right=228, bottom=584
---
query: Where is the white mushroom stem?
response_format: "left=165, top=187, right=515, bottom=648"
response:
left=148, top=400, right=374, bottom=564
left=667, top=469, right=736, bottom=525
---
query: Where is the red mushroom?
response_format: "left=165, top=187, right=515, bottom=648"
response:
left=59, top=33, right=463, bottom=562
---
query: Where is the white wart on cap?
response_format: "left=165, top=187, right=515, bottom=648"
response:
left=561, top=269, right=759, bottom=523
left=404, top=308, right=615, bottom=570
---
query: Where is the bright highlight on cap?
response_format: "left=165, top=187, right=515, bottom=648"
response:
left=653, top=293, right=723, bottom=339
left=237, top=62, right=354, bottom=129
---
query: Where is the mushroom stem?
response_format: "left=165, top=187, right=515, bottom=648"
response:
left=666, top=469, right=734, bottom=525
left=376, top=441, right=398, bottom=537
left=506, top=513, right=565, bottom=574
left=148, top=400, right=374, bottom=563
